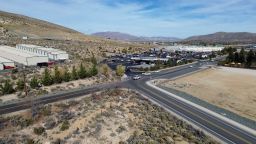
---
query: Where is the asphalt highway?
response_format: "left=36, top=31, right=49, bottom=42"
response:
left=0, top=61, right=255, bottom=144
left=126, top=63, right=256, bottom=144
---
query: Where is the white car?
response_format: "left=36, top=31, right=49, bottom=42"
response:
left=142, top=72, right=151, bottom=76
left=189, top=65, right=193, bottom=68
left=133, top=75, right=141, bottom=80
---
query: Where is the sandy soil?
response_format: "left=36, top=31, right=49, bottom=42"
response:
left=162, top=67, right=256, bottom=121
left=0, top=94, right=18, bottom=102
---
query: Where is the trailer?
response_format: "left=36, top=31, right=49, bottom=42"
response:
left=0, top=56, right=15, bottom=69
left=0, top=63, right=3, bottom=70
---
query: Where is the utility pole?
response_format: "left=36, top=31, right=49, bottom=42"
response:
left=23, top=71, right=28, bottom=97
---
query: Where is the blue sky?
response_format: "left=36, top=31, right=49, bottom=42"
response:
left=0, top=0, right=255, bottom=38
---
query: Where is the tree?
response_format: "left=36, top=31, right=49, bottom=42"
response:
left=234, top=52, right=239, bottom=63
left=122, top=48, right=128, bottom=54
left=53, top=66, right=62, bottom=84
left=116, top=65, right=125, bottom=77
left=71, top=66, right=78, bottom=80
left=63, top=67, right=71, bottom=82
left=227, top=51, right=234, bottom=62
left=239, top=48, right=246, bottom=63
left=167, top=59, right=175, bottom=67
left=16, top=79, right=25, bottom=91
left=0, top=80, right=15, bottom=95
left=246, top=50, right=255, bottom=67
left=90, top=64, right=98, bottom=76
left=90, top=55, right=97, bottom=65
left=30, top=76, right=39, bottom=89
left=41, top=68, right=53, bottom=86
left=78, top=63, right=87, bottom=79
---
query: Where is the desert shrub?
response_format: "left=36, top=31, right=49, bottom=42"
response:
left=9, top=116, right=33, bottom=128
left=116, top=125, right=126, bottom=133
left=0, top=80, right=15, bottom=95
left=44, top=117, right=56, bottom=130
left=60, top=120, right=70, bottom=131
left=116, top=65, right=125, bottom=77
left=110, top=132, right=116, bottom=137
left=33, top=127, right=45, bottom=135
left=51, top=138, right=64, bottom=144
left=26, top=138, right=38, bottom=144
left=40, top=106, right=51, bottom=116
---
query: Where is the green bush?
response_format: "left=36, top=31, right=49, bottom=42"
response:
left=33, top=127, right=45, bottom=135
left=60, top=120, right=70, bottom=131
left=116, top=65, right=125, bottom=77
left=16, top=79, right=25, bottom=91
left=30, top=76, right=39, bottom=89
left=0, top=80, right=15, bottom=95
left=41, top=68, right=53, bottom=86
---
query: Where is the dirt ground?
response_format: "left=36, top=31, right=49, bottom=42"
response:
left=0, top=89, right=217, bottom=144
left=161, top=67, right=256, bottom=121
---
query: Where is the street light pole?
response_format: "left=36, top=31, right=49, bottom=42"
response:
left=22, top=66, right=28, bottom=97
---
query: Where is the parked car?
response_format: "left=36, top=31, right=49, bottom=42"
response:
left=133, top=75, right=141, bottom=80
left=142, top=72, right=151, bottom=76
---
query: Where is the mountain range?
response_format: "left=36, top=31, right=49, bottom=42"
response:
left=1, top=10, right=256, bottom=44
left=184, top=32, right=256, bottom=44
left=91, top=32, right=181, bottom=42
left=92, top=31, right=256, bottom=44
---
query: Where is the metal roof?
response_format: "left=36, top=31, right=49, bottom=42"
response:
left=0, top=56, right=13, bottom=63
left=17, top=44, right=67, bottom=54
left=0, top=46, right=39, bottom=57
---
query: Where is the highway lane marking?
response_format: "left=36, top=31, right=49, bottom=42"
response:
left=137, top=84, right=253, bottom=144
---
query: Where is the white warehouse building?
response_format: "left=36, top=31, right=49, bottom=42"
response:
left=16, top=44, right=69, bottom=61
left=0, top=57, right=15, bottom=70
left=163, top=45, right=224, bottom=52
left=0, top=46, right=49, bottom=66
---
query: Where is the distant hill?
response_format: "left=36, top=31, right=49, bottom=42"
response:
left=184, top=32, right=256, bottom=44
left=0, top=11, right=152, bottom=59
left=0, top=10, right=95, bottom=41
left=91, top=31, right=181, bottom=42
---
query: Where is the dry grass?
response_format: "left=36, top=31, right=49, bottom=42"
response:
left=162, top=67, right=256, bottom=121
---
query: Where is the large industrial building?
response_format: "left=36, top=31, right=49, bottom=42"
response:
left=16, top=44, right=69, bottom=61
left=162, top=45, right=224, bottom=52
left=0, top=57, right=15, bottom=70
left=0, top=46, right=49, bottom=66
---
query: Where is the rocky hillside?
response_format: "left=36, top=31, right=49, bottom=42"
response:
left=92, top=31, right=180, bottom=42
left=184, top=32, right=256, bottom=44
left=0, top=11, right=152, bottom=60
left=0, top=11, right=96, bottom=41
